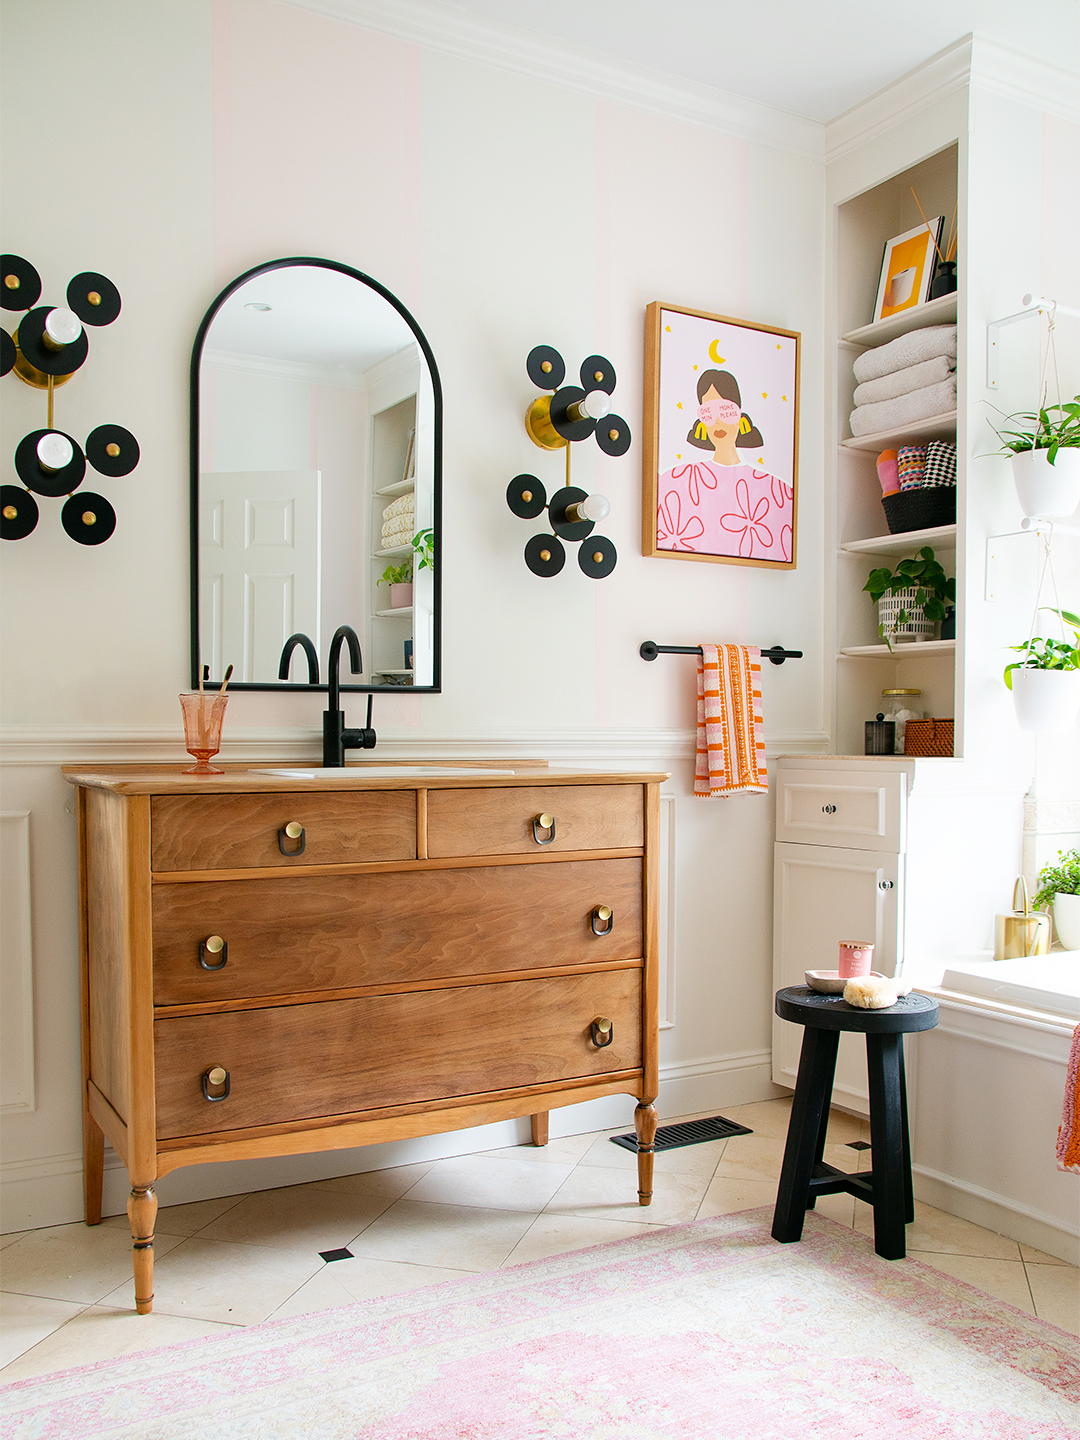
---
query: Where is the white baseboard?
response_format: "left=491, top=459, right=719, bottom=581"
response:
left=1, top=1053, right=781, bottom=1232
left=913, top=1164, right=1080, bottom=1266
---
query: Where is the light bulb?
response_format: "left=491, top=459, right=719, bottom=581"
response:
left=37, top=432, right=74, bottom=473
left=565, top=492, right=611, bottom=524
left=567, top=389, right=612, bottom=424
left=42, top=307, right=82, bottom=350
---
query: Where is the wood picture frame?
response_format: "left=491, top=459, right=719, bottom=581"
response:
left=642, top=302, right=800, bottom=569
left=871, top=218, right=943, bottom=324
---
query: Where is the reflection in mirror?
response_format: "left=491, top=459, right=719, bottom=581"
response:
left=191, top=259, right=440, bottom=691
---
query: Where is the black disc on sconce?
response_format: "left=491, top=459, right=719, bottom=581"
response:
left=526, top=344, right=565, bottom=390
left=506, top=474, right=546, bottom=520
left=525, top=533, right=565, bottom=577
left=14, top=306, right=89, bottom=377
left=578, top=534, right=617, bottom=579
left=86, top=423, right=140, bottom=477
left=548, top=386, right=596, bottom=443
left=62, top=491, right=115, bottom=545
left=596, top=413, right=632, bottom=458
left=67, top=272, right=122, bottom=326
left=0, top=328, right=14, bottom=376
left=0, top=485, right=39, bottom=541
left=548, top=486, right=594, bottom=541
left=1, top=254, right=41, bottom=311
left=579, top=354, right=616, bottom=395
left=15, top=429, right=86, bottom=497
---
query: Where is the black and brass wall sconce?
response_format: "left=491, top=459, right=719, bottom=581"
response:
left=1, top=254, right=138, bottom=545
left=507, top=344, right=630, bottom=580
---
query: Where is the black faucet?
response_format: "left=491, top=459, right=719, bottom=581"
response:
left=278, top=625, right=376, bottom=766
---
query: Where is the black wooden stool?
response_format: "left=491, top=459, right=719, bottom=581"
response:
left=771, top=986, right=938, bottom=1260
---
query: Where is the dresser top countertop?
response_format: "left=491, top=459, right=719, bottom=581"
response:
left=62, top=762, right=670, bottom=794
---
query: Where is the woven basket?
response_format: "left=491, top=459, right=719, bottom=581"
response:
left=881, top=487, right=956, bottom=534
left=877, top=588, right=937, bottom=644
left=904, top=718, right=954, bottom=756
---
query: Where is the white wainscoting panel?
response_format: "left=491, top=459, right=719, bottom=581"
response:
left=0, top=812, right=34, bottom=1113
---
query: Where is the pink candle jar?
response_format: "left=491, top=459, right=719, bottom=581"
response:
left=838, top=941, right=874, bottom=978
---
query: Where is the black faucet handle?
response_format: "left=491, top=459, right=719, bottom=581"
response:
left=342, top=695, right=376, bottom=752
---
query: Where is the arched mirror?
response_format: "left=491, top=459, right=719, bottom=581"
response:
left=190, top=258, right=441, bottom=692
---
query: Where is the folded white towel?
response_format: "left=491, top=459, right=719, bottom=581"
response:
left=853, top=354, right=955, bottom=407
left=382, top=493, right=414, bottom=523
left=853, top=324, right=957, bottom=384
left=381, top=523, right=413, bottom=547
left=849, top=378, right=956, bottom=438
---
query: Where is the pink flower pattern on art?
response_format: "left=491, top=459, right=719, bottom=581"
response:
left=671, top=461, right=719, bottom=508
left=721, top=477, right=773, bottom=557
left=657, top=490, right=704, bottom=551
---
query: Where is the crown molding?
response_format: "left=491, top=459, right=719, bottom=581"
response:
left=281, top=0, right=824, bottom=159
left=203, top=348, right=366, bottom=389
left=968, top=35, right=1080, bottom=126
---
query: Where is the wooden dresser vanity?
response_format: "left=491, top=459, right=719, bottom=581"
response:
left=65, top=762, right=666, bottom=1313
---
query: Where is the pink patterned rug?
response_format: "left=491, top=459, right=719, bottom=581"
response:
left=2, top=1209, right=1077, bottom=1438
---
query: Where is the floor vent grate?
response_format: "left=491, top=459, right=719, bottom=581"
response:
left=319, top=1247, right=354, bottom=1263
left=610, top=1115, right=752, bottom=1153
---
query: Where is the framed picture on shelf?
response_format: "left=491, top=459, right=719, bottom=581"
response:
left=642, top=302, right=800, bottom=569
left=872, top=218, right=943, bottom=323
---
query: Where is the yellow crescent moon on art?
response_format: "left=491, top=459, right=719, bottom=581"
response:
left=707, top=339, right=724, bottom=365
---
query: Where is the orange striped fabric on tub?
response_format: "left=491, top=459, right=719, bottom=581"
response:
left=694, top=644, right=768, bottom=798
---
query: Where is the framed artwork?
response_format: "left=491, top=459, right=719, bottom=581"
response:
left=871, top=218, right=943, bottom=323
left=642, top=302, right=800, bottom=569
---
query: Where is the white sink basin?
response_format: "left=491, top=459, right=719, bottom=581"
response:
left=249, top=766, right=516, bottom=780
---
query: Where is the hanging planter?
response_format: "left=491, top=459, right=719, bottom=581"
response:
left=1010, top=446, right=1080, bottom=519
left=1009, top=666, right=1080, bottom=732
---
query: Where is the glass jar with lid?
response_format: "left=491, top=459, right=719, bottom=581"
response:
left=881, top=688, right=922, bottom=754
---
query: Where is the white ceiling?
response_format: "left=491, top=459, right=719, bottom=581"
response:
left=440, top=0, right=1079, bottom=122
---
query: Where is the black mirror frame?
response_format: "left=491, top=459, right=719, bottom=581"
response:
left=189, top=256, right=442, bottom=693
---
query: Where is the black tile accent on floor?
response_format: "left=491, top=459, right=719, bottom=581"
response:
left=319, top=1247, right=354, bottom=1263
left=847, top=1141, right=872, bottom=1151
left=610, top=1115, right=752, bottom=1153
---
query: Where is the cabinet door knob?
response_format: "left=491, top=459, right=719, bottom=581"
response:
left=277, top=821, right=306, bottom=856
left=201, top=1066, right=230, bottom=1101
left=532, top=813, right=556, bottom=845
left=878, top=878, right=894, bottom=891
left=590, top=1017, right=614, bottom=1048
left=199, top=935, right=228, bottom=971
left=590, top=905, right=614, bottom=936
left=822, top=804, right=837, bottom=814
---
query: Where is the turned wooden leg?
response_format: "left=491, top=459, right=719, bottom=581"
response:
left=128, top=1184, right=157, bottom=1314
left=634, top=1101, right=658, bottom=1205
left=82, top=1101, right=105, bottom=1226
left=530, top=1112, right=549, bottom=1147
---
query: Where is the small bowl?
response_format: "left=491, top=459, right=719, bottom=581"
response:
left=805, top=969, right=887, bottom=994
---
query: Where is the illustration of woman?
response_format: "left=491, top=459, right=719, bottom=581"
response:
left=656, top=369, right=793, bottom=562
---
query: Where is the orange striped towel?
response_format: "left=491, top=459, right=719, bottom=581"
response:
left=1057, top=1023, right=1080, bottom=1174
left=694, top=644, right=768, bottom=798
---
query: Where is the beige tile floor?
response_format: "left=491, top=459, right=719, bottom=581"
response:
left=2, top=1097, right=1076, bottom=1381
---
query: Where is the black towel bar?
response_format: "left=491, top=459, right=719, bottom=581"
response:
left=639, top=641, right=803, bottom=666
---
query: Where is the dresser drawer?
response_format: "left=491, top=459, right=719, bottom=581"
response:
left=774, top=769, right=906, bottom=852
left=152, top=858, right=643, bottom=1003
left=427, top=785, right=643, bottom=858
left=154, top=969, right=642, bottom=1137
left=151, top=791, right=416, bottom=872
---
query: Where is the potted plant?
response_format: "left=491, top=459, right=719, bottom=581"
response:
left=991, top=395, right=1080, bottom=518
left=411, top=528, right=435, bottom=575
left=379, top=557, right=413, bottom=609
left=863, top=546, right=956, bottom=650
left=1033, top=848, right=1080, bottom=951
left=1004, top=607, right=1080, bottom=732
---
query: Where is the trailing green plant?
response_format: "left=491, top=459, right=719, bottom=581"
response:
left=863, top=546, right=956, bottom=649
left=1032, top=847, right=1080, bottom=912
left=1003, top=607, right=1080, bottom=688
left=411, top=528, right=435, bottom=573
left=990, top=395, right=1080, bottom=466
left=378, top=558, right=412, bottom=587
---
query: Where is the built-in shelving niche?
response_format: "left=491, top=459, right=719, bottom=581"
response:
left=833, top=142, right=960, bottom=758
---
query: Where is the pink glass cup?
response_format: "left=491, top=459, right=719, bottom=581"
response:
left=838, top=940, right=874, bottom=978
left=179, top=693, right=228, bottom=775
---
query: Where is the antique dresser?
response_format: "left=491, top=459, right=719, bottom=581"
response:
left=65, top=762, right=665, bottom=1312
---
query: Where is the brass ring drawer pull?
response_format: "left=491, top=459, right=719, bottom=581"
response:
left=277, top=821, right=306, bottom=856
left=199, top=936, right=228, bottom=971
left=590, top=905, right=613, bottom=936
left=201, top=1066, right=230, bottom=1102
left=532, top=813, right=556, bottom=845
left=590, top=1017, right=614, bottom=1048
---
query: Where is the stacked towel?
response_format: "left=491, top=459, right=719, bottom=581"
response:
left=853, top=354, right=954, bottom=407
left=852, top=325, right=957, bottom=384
left=694, top=645, right=767, bottom=799
left=849, top=379, right=956, bottom=437
left=849, top=325, right=957, bottom=440
left=381, top=492, right=414, bottom=549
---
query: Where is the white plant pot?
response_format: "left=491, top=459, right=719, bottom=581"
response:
left=1010, top=666, right=1080, bottom=732
left=1011, top=447, right=1080, bottom=519
left=876, top=587, right=936, bottom=644
left=1052, top=892, right=1080, bottom=950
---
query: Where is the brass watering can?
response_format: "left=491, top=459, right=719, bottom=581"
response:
left=994, top=876, right=1052, bottom=960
